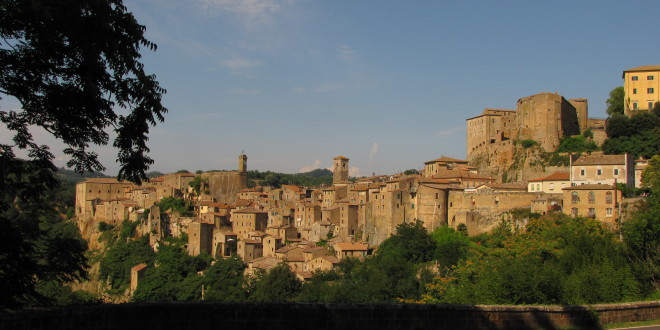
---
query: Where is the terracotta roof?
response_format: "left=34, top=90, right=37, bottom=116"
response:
left=131, top=263, right=148, bottom=272
left=319, top=255, right=340, bottom=264
left=333, top=156, right=349, bottom=160
left=282, top=185, right=303, bottom=192
left=483, top=183, right=527, bottom=191
left=572, top=154, right=625, bottom=166
left=562, top=184, right=617, bottom=190
left=433, top=170, right=491, bottom=180
left=286, top=257, right=305, bottom=262
left=233, top=207, right=267, bottom=214
left=218, top=229, right=237, bottom=236
left=241, top=239, right=262, bottom=245
left=235, top=199, right=253, bottom=207
left=350, top=185, right=370, bottom=191
left=303, top=246, right=326, bottom=253
left=334, top=242, right=368, bottom=251
left=275, top=245, right=303, bottom=254
left=528, top=172, right=570, bottom=182
left=83, top=178, right=126, bottom=184
left=424, top=156, right=468, bottom=165
left=248, top=256, right=281, bottom=269
left=177, top=173, right=196, bottom=177
left=623, top=65, right=660, bottom=77
left=416, top=178, right=456, bottom=184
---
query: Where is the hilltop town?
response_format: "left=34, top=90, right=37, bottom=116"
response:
left=73, top=65, right=659, bottom=294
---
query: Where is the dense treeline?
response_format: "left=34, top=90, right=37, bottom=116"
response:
left=246, top=168, right=333, bottom=188
left=1, top=161, right=93, bottom=307
left=99, top=205, right=658, bottom=304
left=602, top=105, right=660, bottom=158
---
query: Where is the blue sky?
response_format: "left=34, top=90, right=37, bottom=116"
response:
left=3, top=0, right=660, bottom=177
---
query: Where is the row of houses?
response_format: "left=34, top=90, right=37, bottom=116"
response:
left=77, top=151, right=648, bottom=282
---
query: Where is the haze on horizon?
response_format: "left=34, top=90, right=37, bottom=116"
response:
left=2, top=0, right=660, bottom=177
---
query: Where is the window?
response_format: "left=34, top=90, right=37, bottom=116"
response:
left=572, top=191, right=579, bottom=203
left=588, top=208, right=596, bottom=218
left=648, top=88, right=655, bottom=94
left=633, top=88, right=637, bottom=94
left=648, top=75, right=654, bottom=80
left=549, top=183, right=555, bottom=191
left=606, top=208, right=613, bottom=217
left=633, top=102, right=638, bottom=110
left=614, top=168, right=619, bottom=175
left=580, top=169, right=585, bottom=176
left=597, top=169, right=602, bottom=176
left=632, top=76, right=639, bottom=81
left=606, top=191, right=613, bottom=204
left=649, top=102, right=654, bottom=109
left=588, top=192, right=595, bottom=204
left=571, top=208, right=578, bottom=217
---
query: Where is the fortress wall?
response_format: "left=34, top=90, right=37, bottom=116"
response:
left=569, top=98, right=589, bottom=133
left=202, top=172, right=246, bottom=204
left=448, top=191, right=538, bottom=235
left=1, top=301, right=657, bottom=330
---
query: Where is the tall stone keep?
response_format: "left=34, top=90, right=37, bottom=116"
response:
left=333, top=156, right=349, bottom=184
left=239, top=153, right=247, bottom=173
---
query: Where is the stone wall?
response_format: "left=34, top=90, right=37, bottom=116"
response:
left=0, top=301, right=657, bottom=330
left=202, top=171, right=247, bottom=204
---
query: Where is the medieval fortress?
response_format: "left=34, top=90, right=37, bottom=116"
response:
left=75, top=66, right=655, bottom=281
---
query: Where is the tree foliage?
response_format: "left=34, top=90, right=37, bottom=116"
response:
left=606, top=86, right=625, bottom=116
left=0, top=0, right=167, bottom=183
left=603, top=112, right=660, bottom=158
left=556, top=135, right=599, bottom=153
left=0, top=0, right=166, bottom=307
left=250, top=263, right=302, bottom=302
left=421, top=215, right=640, bottom=305
left=246, top=169, right=332, bottom=188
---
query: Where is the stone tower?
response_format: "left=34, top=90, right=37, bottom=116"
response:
left=569, top=98, right=589, bottom=134
left=238, top=153, right=247, bottom=173
left=333, top=156, right=349, bottom=184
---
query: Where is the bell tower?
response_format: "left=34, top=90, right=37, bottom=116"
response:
left=238, top=153, right=247, bottom=173
left=333, top=156, right=349, bottom=184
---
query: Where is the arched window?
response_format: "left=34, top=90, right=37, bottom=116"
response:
left=572, top=191, right=579, bottom=203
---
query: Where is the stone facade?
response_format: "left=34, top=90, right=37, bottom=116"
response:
left=332, top=156, right=349, bottom=184
left=466, top=92, right=590, bottom=174
left=570, top=153, right=635, bottom=187
left=562, top=184, right=622, bottom=226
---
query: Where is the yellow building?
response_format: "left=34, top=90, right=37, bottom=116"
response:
left=623, top=65, right=660, bottom=116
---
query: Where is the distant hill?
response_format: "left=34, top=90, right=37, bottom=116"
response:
left=55, top=167, right=111, bottom=183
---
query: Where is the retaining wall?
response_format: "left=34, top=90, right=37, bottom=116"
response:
left=0, top=301, right=657, bottom=330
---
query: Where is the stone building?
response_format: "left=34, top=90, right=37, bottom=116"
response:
left=201, top=154, right=248, bottom=204
left=237, top=239, right=263, bottom=262
left=75, top=178, right=132, bottom=219
left=423, top=156, right=469, bottom=177
left=231, top=208, right=268, bottom=239
left=562, top=184, right=621, bottom=226
left=333, top=156, right=349, bottom=184
left=623, top=65, right=660, bottom=115
left=188, top=221, right=214, bottom=256
left=447, top=189, right=539, bottom=235
left=130, top=264, right=148, bottom=294
left=466, top=92, right=588, bottom=169
left=570, top=153, right=635, bottom=188
left=333, top=242, right=369, bottom=260
left=527, top=172, right=570, bottom=194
